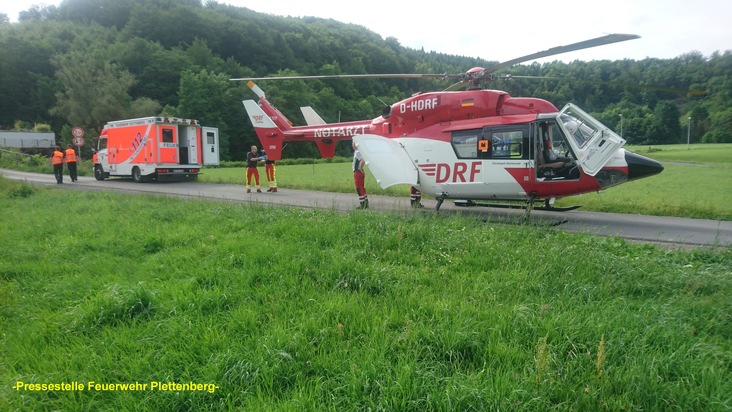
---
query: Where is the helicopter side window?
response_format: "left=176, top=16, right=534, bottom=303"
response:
left=481, top=126, right=529, bottom=159
left=452, top=130, right=480, bottom=158
left=452, top=126, right=528, bottom=159
left=490, top=130, right=524, bottom=159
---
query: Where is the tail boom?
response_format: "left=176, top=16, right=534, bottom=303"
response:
left=244, top=99, right=372, bottom=160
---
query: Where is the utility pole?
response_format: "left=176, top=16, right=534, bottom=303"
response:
left=619, top=114, right=623, bottom=138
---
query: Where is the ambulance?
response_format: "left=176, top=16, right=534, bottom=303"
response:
left=94, top=116, right=219, bottom=182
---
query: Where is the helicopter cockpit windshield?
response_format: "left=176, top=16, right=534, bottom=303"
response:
left=559, top=110, right=599, bottom=149
left=553, top=103, right=626, bottom=176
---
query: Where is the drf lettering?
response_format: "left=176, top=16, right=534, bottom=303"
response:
left=436, top=162, right=481, bottom=183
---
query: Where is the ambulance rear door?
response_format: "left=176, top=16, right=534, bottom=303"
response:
left=202, top=127, right=220, bottom=166
left=158, top=124, right=178, bottom=164
left=179, top=125, right=199, bottom=165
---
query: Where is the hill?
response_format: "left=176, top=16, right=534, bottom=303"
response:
left=1, top=0, right=730, bottom=161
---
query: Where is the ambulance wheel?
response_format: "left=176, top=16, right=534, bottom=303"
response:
left=94, top=165, right=105, bottom=181
left=132, top=167, right=143, bottom=183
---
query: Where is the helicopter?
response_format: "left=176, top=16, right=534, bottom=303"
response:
left=233, top=33, right=666, bottom=212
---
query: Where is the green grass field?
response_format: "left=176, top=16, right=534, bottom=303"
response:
left=628, top=143, right=732, bottom=165
left=1, top=177, right=730, bottom=411
left=555, top=144, right=732, bottom=220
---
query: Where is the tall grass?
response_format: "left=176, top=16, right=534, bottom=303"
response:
left=1, top=178, right=730, bottom=411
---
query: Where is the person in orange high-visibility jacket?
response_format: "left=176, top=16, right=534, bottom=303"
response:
left=51, top=146, right=65, bottom=184
left=65, top=144, right=78, bottom=182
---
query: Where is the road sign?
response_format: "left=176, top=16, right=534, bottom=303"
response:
left=73, top=136, right=85, bottom=147
left=72, top=127, right=85, bottom=138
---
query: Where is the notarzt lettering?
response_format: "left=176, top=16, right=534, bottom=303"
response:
left=313, top=125, right=367, bottom=138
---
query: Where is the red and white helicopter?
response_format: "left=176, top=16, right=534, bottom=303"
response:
left=234, top=34, right=665, bottom=212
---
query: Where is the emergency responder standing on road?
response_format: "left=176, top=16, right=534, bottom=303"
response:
left=410, top=186, right=424, bottom=208
left=65, top=144, right=78, bottom=182
left=51, top=146, right=65, bottom=184
left=245, top=145, right=264, bottom=193
left=263, top=150, right=277, bottom=192
left=352, top=140, right=368, bottom=209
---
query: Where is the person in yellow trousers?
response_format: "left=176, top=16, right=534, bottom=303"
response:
left=51, top=146, right=65, bottom=184
left=65, top=144, right=78, bottom=182
left=262, top=150, right=277, bottom=192
left=245, top=145, right=264, bottom=193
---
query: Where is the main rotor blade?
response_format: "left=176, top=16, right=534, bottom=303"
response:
left=501, top=75, right=707, bottom=95
left=486, top=33, right=640, bottom=74
left=230, top=73, right=451, bottom=81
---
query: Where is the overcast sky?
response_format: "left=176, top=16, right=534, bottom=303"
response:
left=3, top=0, right=730, bottom=63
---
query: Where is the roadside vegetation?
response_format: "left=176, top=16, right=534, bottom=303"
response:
left=1, top=177, right=730, bottom=410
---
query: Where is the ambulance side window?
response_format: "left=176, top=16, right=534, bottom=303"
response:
left=162, top=128, right=174, bottom=143
left=97, top=137, right=107, bottom=151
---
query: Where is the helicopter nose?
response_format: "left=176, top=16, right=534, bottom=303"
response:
left=625, top=151, right=664, bottom=180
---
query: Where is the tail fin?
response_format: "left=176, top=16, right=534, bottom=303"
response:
left=300, top=106, right=327, bottom=126
left=242, top=100, right=284, bottom=160
left=247, top=81, right=294, bottom=132
left=300, top=106, right=337, bottom=158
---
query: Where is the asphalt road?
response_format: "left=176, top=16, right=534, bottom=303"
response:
left=3, top=168, right=731, bottom=248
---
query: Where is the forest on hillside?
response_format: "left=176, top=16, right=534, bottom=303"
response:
left=1, top=0, right=731, bottom=160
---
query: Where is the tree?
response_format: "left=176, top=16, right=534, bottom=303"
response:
left=50, top=49, right=160, bottom=135
left=2, top=1, right=731, bottom=149
left=702, top=109, right=732, bottom=143
left=688, top=105, right=710, bottom=143
left=0, top=22, right=67, bottom=128
left=650, top=101, right=682, bottom=144
left=175, top=69, right=232, bottom=160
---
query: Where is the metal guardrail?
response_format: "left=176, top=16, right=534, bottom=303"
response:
left=0, top=148, right=34, bottom=157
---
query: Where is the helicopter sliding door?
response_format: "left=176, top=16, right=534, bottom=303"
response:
left=534, top=120, right=580, bottom=181
left=448, top=125, right=530, bottom=199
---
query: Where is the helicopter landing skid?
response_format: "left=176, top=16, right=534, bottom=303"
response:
left=453, top=200, right=581, bottom=212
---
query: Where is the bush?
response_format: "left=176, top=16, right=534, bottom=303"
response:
left=7, top=183, right=37, bottom=198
